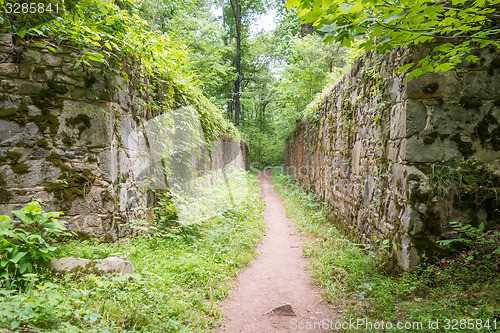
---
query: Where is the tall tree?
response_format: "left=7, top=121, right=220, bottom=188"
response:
left=221, top=0, right=267, bottom=125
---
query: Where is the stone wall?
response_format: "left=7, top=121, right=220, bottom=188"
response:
left=0, top=34, right=247, bottom=239
left=285, top=45, right=500, bottom=271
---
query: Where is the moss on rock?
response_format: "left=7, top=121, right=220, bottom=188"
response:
left=36, top=138, right=49, bottom=148
left=45, top=152, right=95, bottom=209
left=0, top=101, right=29, bottom=125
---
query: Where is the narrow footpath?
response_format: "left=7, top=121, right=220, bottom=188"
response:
left=217, top=169, right=334, bottom=332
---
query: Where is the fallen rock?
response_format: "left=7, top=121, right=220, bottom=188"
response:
left=47, top=256, right=134, bottom=275
left=267, top=304, right=296, bottom=317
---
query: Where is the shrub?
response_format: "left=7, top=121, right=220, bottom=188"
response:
left=0, top=200, right=71, bottom=289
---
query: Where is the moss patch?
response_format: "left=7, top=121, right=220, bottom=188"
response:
left=422, top=82, right=439, bottom=94
left=451, top=134, right=474, bottom=158
left=10, top=163, right=30, bottom=175
left=0, top=101, right=29, bottom=125
left=31, top=81, right=67, bottom=135
left=423, top=131, right=439, bottom=145
left=0, top=172, right=10, bottom=204
left=66, top=113, right=92, bottom=137
left=5, top=151, right=22, bottom=162
left=36, top=138, right=48, bottom=148
left=459, top=96, right=483, bottom=110
left=44, top=152, right=95, bottom=209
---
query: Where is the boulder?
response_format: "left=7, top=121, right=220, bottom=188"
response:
left=47, top=256, right=134, bottom=275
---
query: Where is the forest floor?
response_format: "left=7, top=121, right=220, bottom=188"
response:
left=217, top=169, right=337, bottom=332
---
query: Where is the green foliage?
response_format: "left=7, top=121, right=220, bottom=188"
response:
left=0, top=200, right=71, bottom=289
left=0, top=174, right=265, bottom=332
left=430, top=159, right=500, bottom=217
left=437, top=221, right=490, bottom=247
left=272, top=167, right=500, bottom=332
left=287, top=0, right=500, bottom=80
left=12, top=0, right=238, bottom=142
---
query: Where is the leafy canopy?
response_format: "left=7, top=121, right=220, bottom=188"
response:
left=286, top=0, right=500, bottom=79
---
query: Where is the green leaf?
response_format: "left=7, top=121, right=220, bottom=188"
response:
left=9, top=251, right=27, bottom=263
left=18, top=27, right=27, bottom=38
left=407, top=68, right=423, bottom=81
left=396, top=62, right=414, bottom=73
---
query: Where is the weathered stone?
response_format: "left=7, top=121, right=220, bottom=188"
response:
left=4, top=159, right=60, bottom=188
left=406, top=100, right=427, bottom=136
left=267, top=304, right=296, bottom=317
left=0, top=63, right=18, bottom=77
left=86, top=69, right=112, bottom=100
left=22, top=49, right=42, bottom=64
left=47, top=256, right=134, bottom=275
left=57, top=101, right=111, bottom=148
left=70, top=87, right=86, bottom=100
left=464, top=70, right=500, bottom=100
left=0, top=121, right=42, bottom=146
left=42, top=53, right=63, bottom=67
left=390, top=103, right=405, bottom=139
left=33, top=69, right=54, bottom=82
left=406, top=71, right=461, bottom=99
left=286, top=47, right=500, bottom=272
left=0, top=34, right=12, bottom=46
left=62, top=64, right=84, bottom=77
left=54, top=73, right=85, bottom=87
left=18, top=81, right=43, bottom=95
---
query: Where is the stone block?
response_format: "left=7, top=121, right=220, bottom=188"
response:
left=54, top=73, right=85, bottom=87
left=431, top=103, right=482, bottom=135
left=0, top=34, right=13, bottom=47
left=18, top=81, right=43, bottom=95
left=406, top=71, right=461, bottom=99
left=0, top=63, right=18, bottom=77
left=86, top=69, right=112, bottom=101
left=464, top=70, right=500, bottom=100
left=62, top=64, right=84, bottom=77
left=405, top=135, right=461, bottom=162
left=389, top=103, right=405, bottom=139
left=46, top=256, right=134, bottom=275
left=33, top=69, right=54, bottom=82
left=397, top=235, right=420, bottom=271
left=0, top=121, right=42, bottom=146
left=4, top=159, right=61, bottom=188
left=406, top=100, right=427, bottom=136
left=56, top=101, right=112, bottom=149
left=70, top=87, right=86, bottom=100
left=22, top=49, right=42, bottom=64
left=42, top=53, right=63, bottom=67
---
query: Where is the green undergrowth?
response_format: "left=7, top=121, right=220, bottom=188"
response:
left=0, top=174, right=264, bottom=333
left=271, top=168, right=500, bottom=333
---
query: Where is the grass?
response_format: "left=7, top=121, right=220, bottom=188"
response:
left=271, top=168, right=500, bottom=332
left=0, top=172, right=265, bottom=333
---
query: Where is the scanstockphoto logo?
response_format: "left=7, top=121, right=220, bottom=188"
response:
left=125, top=106, right=249, bottom=226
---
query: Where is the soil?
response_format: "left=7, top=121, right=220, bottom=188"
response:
left=216, top=169, right=336, bottom=332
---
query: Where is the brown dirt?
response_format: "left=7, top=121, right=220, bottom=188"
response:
left=216, top=169, right=334, bottom=332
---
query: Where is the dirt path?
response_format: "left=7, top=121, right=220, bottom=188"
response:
left=217, top=169, right=334, bottom=332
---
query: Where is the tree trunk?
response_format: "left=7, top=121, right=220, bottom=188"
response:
left=230, top=0, right=242, bottom=126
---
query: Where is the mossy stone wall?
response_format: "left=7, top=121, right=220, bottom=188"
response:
left=0, top=34, right=248, bottom=239
left=285, top=45, right=500, bottom=271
